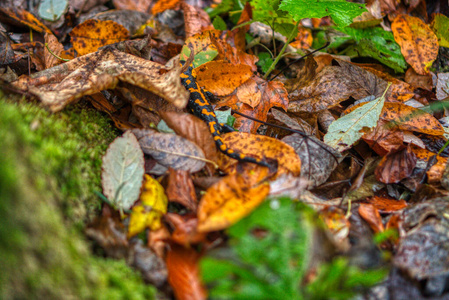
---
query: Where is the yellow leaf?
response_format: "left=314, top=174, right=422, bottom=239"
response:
left=128, top=175, right=168, bottom=237
left=197, top=172, right=270, bottom=232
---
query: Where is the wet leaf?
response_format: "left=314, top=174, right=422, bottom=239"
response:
left=70, top=19, right=129, bottom=56
left=101, top=131, right=145, bottom=211
left=128, top=175, right=168, bottom=237
left=324, top=85, right=388, bottom=152
left=219, top=132, right=302, bottom=176
left=193, top=61, right=252, bottom=96
left=197, top=172, right=270, bottom=232
left=166, top=244, right=207, bottom=300
left=166, top=168, right=198, bottom=211
left=375, top=146, right=417, bottom=184
left=282, top=133, right=341, bottom=189
left=391, top=14, right=439, bottom=75
left=132, top=129, right=206, bottom=173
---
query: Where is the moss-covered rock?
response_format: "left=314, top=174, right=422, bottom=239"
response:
left=0, top=95, right=156, bottom=299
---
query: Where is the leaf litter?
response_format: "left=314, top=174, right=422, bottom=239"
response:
left=3, top=0, right=449, bottom=299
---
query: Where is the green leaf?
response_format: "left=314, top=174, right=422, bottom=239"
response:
left=101, top=131, right=145, bottom=211
left=206, top=0, right=237, bottom=18
left=324, top=84, right=390, bottom=152
left=431, top=13, right=449, bottom=48
left=38, top=0, right=68, bottom=21
left=201, top=198, right=313, bottom=300
left=215, top=108, right=235, bottom=127
left=339, top=27, right=407, bottom=72
left=213, top=16, right=228, bottom=30
left=256, top=52, right=274, bottom=74
left=279, top=0, right=367, bottom=28
left=251, top=0, right=296, bottom=37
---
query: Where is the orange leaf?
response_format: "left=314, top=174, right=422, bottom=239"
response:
left=0, top=8, right=52, bottom=34
left=358, top=203, right=384, bottom=233
left=363, top=67, right=415, bottom=102
left=166, top=244, right=207, bottom=300
left=180, top=30, right=221, bottom=63
left=367, top=196, right=407, bottom=213
left=197, top=172, right=270, bottom=232
left=217, top=76, right=289, bottom=133
left=151, top=0, right=182, bottom=15
left=70, top=19, right=129, bottom=56
left=427, top=155, right=448, bottom=183
left=219, top=132, right=301, bottom=176
left=193, top=61, right=253, bottom=96
left=391, top=14, right=439, bottom=75
left=362, top=119, right=404, bottom=156
left=380, top=102, right=444, bottom=135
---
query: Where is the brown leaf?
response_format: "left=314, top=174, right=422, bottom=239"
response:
left=436, top=73, right=449, bottom=100
left=405, top=67, right=433, bottom=91
left=193, top=61, right=253, bottom=96
left=165, top=213, right=207, bottom=246
left=212, top=35, right=258, bottom=72
left=182, top=2, right=213, bottom=38
left=166, top=244, right=207, bottom=300
left=70, top=19, right=130, bottom=56
left=166, top=168, right=198, bottom=211
left=197, top=172, right=270, bottom=232
left=112, top=0, right=152, bottom=12
left=271, top=108, right=315, bottom=135
left=391, top=14, right=439, bottom=75
left=362, top=119, right=404, bottom=156
left=217, top=76, right=289, bottom=133
left=282, top=133, right=340, bottom=189
left=375, top=146, right=417, bottom=184
left=288, top=59, right=387, bottom=113
left=44, top=33, right=66, bottom=69
left=358, top=203, right=384, bottom=233
left=132, top=129, right=207, bottom=173
left=11, top=48, right=189, bottom=112
left=426, top=155, right=447, bottom=184
left=219, top=132, right=301, bottom=176
left=160, top=111, right=219, bottom=166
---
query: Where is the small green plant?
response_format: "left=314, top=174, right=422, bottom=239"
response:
left=201, top=198, right=387, bottom=299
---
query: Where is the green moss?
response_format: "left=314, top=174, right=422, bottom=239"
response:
left=0, top=95, right=155, bottom=299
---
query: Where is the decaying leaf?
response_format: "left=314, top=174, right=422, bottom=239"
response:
left=391, top=14, right=439, bottom=75
left=362, top=119, right=404, bottom=156
left=219, top=132, right=301, bottom=176
left=197, top=172, right=270, bottom=232
left=324, top=85, right=388, bottom=152
left=430, top=13, right=449, bottom=48
left=0, top=7, right=53, bottom=34
left=101, top=131, right=145, bottom=211
left=11, top=48, right=189, bottom=112
left=128, top=174, right=168, bottom=237
left=132, top=129, right=206, bottom=173
left=375, top=146, right=417, bottom=184
left=166, top=168, right=198, bottom=211
left=359, top=203, right=384, bottom=233
left=180, top=30, right=220, bottom=66
left=282, top=133, right=341, bottom=189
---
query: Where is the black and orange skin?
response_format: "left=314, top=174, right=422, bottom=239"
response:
left=180, top=61, right=270, bottom=168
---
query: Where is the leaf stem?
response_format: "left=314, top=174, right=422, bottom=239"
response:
left=263, top=20, right=300, bottom=80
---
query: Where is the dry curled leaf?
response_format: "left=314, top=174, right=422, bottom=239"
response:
left=70, top=19, right=130, bottom=56
left=359, top=203, right=384, bottom=234
left=391, top=14, right=439, bottom=75
left=166, top=168, right=198, bottom=211
left=11, top=48, right=189, bottom=112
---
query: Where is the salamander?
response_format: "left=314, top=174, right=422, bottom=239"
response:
left=180, top=61, right=270, bottom=168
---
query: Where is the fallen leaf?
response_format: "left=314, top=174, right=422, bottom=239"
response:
left=132, top=129, right=206, bottom=173
left=367, top=196, right=407, bottom=213
left=151, top=0, right=182, bottom=15
left=363, top=66, right=414, bottom=102
left=430, top=13, right=449, bottom=48
left=11, top=48, right=189, bottom=112
left=197, top=172, right=270, bottom=232
left=362, top=119, right=404, bottom=156
left=324, top=85, right=388, bottom=152
left=193, top=61, right=253, bottom=96
left=359, top=203, right=384, bottom=233
left=427, top=155, right=448, bottom=184
left=391, top=14, right=439, bottom=75
left=166, top=244, right=207, bottom=300
left=128, top=174, right=168, bottom=237
left=180, top=30, right=220, bottom=66
left=44, top=33, right=67, bottom=69
left=166, top=168, right=198, bottom=211
left=271, top=108, right=315, bottom=135
left=101, top=131, right=145, bottom=211
left=219, top=131, right=301, bottom=176
left=182, top=2, right=213, bottom=38
left=436, top=73, right=449, bottom=101
left=375, top=146, right=417, bottom=184
left=282, top=133, right=341, bottom=189
left=217, top=76, right=289, bottom=133
left=320, top=206, right=350, bottom=245
left=0, top=7, right=52, bottom=34
left=165, top=213, right=207, bottom=246
left=70, top=19, right=129, bottom=56
left=405, top=67, right=433, bottom=91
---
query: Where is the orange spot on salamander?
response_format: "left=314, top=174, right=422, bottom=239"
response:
left=201, top=108, right=215, bottom=116
left=220, top=144, right=227, bottom=151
